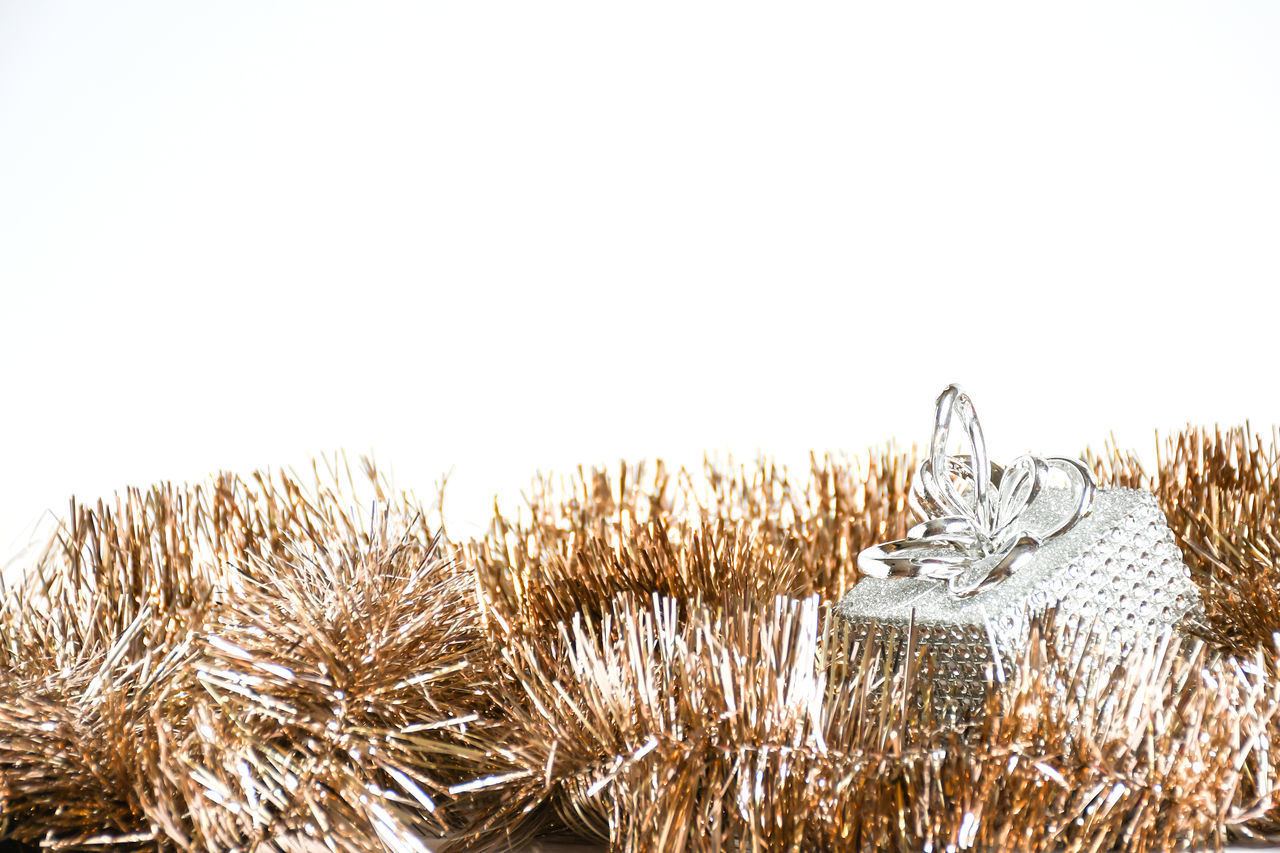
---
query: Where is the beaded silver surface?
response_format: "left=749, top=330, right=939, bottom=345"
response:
left=835, top=386, right=1201, bottom=708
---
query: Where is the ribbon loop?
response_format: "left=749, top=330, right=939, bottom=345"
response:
left=858, top=385, right=1095, bottom=597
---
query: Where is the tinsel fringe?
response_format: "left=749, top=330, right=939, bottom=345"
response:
left=1, top=430, right=1279, bottom=851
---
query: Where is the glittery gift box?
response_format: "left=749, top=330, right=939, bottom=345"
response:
left=835, top=486, right=1199, bottom=707
left=833, top=386, right=1201, bottom=710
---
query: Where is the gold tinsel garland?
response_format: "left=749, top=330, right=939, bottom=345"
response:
left=0, top=430, right=1278, bottom=851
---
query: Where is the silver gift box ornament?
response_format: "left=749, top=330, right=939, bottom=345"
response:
left=834, top=386, right=1200, bottom=706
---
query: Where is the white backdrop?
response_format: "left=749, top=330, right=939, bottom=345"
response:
left=3, top=2, right=1279, bottom=565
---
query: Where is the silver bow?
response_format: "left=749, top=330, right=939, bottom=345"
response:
left=857, top=385, right=1095, bottom=597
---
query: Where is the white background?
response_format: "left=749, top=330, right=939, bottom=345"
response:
left=1, top=4, right=1278, bottom=848
left=4, top=3, right=1280, bottom=562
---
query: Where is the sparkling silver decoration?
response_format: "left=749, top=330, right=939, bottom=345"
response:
left=835, top=385, right=1201, bottom=708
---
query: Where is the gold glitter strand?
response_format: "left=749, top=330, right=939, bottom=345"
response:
left=1, top=432, right=1279, bottom=851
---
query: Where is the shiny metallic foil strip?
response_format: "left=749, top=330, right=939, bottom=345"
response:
left=0, top=430, right=1278, bottom=852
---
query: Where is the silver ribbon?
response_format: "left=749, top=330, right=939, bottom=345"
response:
left=857, top=385, right=1095, bottom=597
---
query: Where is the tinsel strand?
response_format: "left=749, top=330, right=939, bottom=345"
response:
left=0, top=431, right=1277, bottom=851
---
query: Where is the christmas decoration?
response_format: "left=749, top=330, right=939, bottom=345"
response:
left=836, top=386, right=1201, bottom=707
left=0, top=426, right=1277, bottom=852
